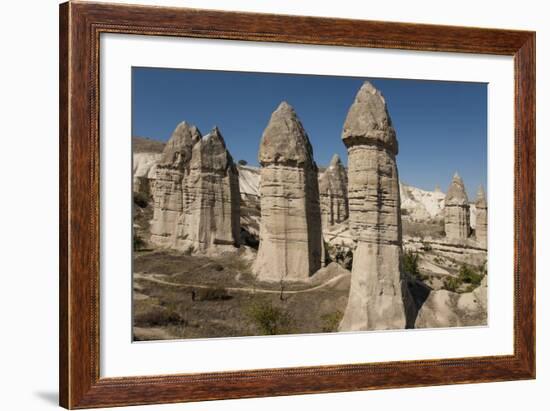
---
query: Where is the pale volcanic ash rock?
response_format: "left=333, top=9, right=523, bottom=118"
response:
left=474, top=185, right=487, bottom=248
left=150, top=122, right=201, bottom=246
left=339, top=81, right=413, bottom=331
left=174, top=127, right=240, bottom=253
left=444, top=172, right=470, bottom=241
left=319, top=154, right=349, bottom=228
left=253, top=102, right=325, bottom=282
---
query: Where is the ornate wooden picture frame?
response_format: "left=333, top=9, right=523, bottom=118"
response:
left=59, top=1, right=535, bottom=408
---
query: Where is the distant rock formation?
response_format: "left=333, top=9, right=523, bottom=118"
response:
left=475, top=185, right=487, bottom=248
left=444, top=173, right=470, bottom=240
left=339, top=81, right=412, bottom=331
left=174, top=127, right=240, bottom=252
left=253, top=102, right=325, bottom=282
left=400, top=182, right=446, bottom=222
left=150, top=122, right=201, bottom=246
left=319, top=154, right=349, bottom=228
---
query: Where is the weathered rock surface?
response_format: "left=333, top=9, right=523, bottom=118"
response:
left=444, top=173, right=470, bottom=240
left=174, top=127, right=240, bottom=252
left=415, top=276, right=487, bottom=328
left=237, top=165, right=261, bottom=245
left=150, top=122, right=201, bottom=246
left=253, top=102, right=324, bottom=282
left=319, top=154, right=349, bottom=228
left=400, top=182, right=446, bottom=222
left=339, top=81, right=413, bottom=331
left=475, top=185, right=488, bottom=248
left=133, top=152, right=161, bottom=196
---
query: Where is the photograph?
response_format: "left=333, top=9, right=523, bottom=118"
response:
left=131, top=68, right=489, bottom=341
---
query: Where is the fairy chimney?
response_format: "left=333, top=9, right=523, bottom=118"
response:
left=444, top=172, right=470, bottom=240
left=150, top=122, right=201, bottom=246
left=475, top=185, right=487, bottom=248
left=174, top=127, right=240, bottom=252
left=253, top=102, right=325, bottom=282
left=319, top=154, right=349, bottom=228
left=339, top=81, right=412, bottom=331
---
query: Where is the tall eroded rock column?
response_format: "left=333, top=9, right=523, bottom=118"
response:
left=339, top=81, right=410, bottom=331
left=444, top=173, right=470, bottom=240
left=150, top=122, right=201, bottom=246
left=475, top=185, right=487, bottom=248
left=174, top=127, right=240, bottom=252
left=253, top=102, right=324, bottom=282
left=319, top=154, right=349, bottom=228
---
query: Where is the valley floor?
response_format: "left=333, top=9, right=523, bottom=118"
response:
left=133, top=250, right=350, bottom=341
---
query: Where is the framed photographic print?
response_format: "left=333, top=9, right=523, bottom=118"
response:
left=59, top=1, right=535, bottom=409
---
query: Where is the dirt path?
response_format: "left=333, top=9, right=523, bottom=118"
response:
left=134, top=272, right=350, bottom=295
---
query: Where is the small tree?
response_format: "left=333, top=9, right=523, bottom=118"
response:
left=246, top=299, right=294, bottom=335
left=321, top=311, right=343, bottom=332
left=403, top=250, right=421, bottom=279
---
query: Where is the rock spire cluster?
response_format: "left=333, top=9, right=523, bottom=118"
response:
left=319, top=154, right=349, bottom=228
left=150, top=122, right=201, bottom=246
left=150, top=122, right=240, bottom=252
left=338, top=81, right=412, bottom=331
left=444, top=172, right=470, bottom=240
left=252, top=102, right=325, bottom=282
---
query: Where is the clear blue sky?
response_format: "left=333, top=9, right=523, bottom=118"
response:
left=132, top=67, right=487, bottom=199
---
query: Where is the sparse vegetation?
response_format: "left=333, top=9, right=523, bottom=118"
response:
left=321, top=310, right=343, bottom=332
left=238, top=159, right=248, bottom=166
left=133, top=192, right=149, bottom=208
left=133, top=233, right=145, bottom=251
left=458, top=265, right=484, bottom=287
left=403, top=250, right=425, bottom=280
left=443, top=276, right=461, bottom=292
left=442, top=264, right=486, bottom=293
left=245, top=299, right=294, bottom=335
left=325, top=242, right=353, bottom=270
left=134, top=306, right=187, bottom=328
left=197, top=287, right=231, bottom=301
left=421, top=242, right=432, bottom=252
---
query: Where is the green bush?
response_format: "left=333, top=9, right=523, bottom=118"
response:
left=321, top=311, right=343, bottom=333
left=443, top=276, right=461, bottom=292
left=458, top=265, right=484, bottom=287
left=246, top=299, right=294, bottom=335
left=198, top=287, right=230, bottom=301
left=133, top=192, right=149, bottom=208
left=134, top=308, right=186, bottom=327
left=403, top=250, right=422, bottom=279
